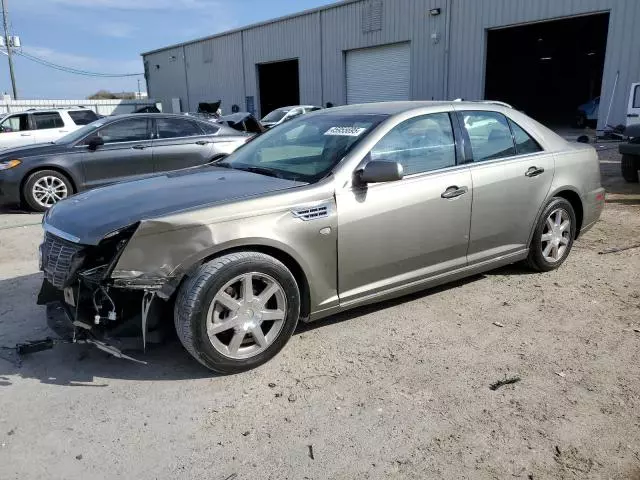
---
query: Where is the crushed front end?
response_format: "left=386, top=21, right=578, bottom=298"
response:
left=37, top=223, right=171, bottom=358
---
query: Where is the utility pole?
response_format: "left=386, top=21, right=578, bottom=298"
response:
left=1, top=0, right=17, bottom=99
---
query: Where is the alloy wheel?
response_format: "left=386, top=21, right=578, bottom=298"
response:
left=206, top=272, right=287, bottom=360
left=540, top=208, right=571, bottom=263
left=32, top=176, right=68, bottom=208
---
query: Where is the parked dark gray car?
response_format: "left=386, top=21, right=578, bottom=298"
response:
left=0, top=113, right=250, bottom=211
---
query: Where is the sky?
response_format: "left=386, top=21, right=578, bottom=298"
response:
left=2, top=0, right=335, bottom=100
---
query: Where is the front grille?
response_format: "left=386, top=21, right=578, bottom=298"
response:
left=42, top=233, right=85, bottom=288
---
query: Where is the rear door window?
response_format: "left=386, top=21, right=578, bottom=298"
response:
left=33, top=112, right=65, bottom=130
left=196, top=121, right=220, bottom=135
left=68, top=110, right=99, bottom=125
left=460, top=111, right=516, bottom=161
left=156, top=118, right=204, bottom=138
left=508, top=119, right=542, bottom=155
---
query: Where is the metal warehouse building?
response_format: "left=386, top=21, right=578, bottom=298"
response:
left=142, top=0, right=640, bottom=129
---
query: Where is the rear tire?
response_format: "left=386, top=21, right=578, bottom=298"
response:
left=23, top=169, right=74, bottom=212
left=174, top=251, right=300, bottom=374
left=621, top=154, right=639, bottom=183
left=526, top=197, right=576, bottom=272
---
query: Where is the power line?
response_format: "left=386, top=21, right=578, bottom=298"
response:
left=14, top=49, right=143, bottom=77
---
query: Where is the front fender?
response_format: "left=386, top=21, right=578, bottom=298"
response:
left=111, top=205, right=338, bottom=312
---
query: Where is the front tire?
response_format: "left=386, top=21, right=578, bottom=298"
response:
left=621, top=154, right=639, bottom=183
left=174, top=251, right=300, bottom=374
left=526, top=197, right=576, bottom=272
left=23, top=169, right=73, bottom=212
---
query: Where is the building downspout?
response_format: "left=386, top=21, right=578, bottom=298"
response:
left=182, top=45, right=190, bottom=111
left=443, top=0, right=452, bottom=100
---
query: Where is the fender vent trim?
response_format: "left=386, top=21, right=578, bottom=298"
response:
left=292, top=204, right=330, bottom=221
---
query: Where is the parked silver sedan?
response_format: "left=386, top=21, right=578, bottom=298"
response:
left=39, top=101, right=604, bottom=373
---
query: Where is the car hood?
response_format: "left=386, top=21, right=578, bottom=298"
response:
left=45, top=166, right=306, bottom=245
left=0, top=141, right=70, bottom=156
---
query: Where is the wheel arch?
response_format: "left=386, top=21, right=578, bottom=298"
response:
left=550, top=188, right=584, bottom=238
left=20, top=165, right=78, bottom=200
left=179, top=241, right=312, bottom=320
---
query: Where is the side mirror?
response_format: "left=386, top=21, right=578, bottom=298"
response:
left=87, top=136, right=104, bottom=151
left=357, top=160, right=404, bottom=185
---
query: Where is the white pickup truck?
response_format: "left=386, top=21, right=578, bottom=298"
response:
left=0, top=108, right=99, bottom=149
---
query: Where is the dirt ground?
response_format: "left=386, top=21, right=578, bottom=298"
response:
left=0, top=146, right=639, bottom=480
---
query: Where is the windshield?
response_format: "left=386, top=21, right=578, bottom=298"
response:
left=220, top=113, right=387, bottom=182
left=55, top=119, right=107, bottom=144
left=261, top=108, right=290, bottom=123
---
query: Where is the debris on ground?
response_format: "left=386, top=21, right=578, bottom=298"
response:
left=307, top=445, right=315, bottom=460
left=268, top=382, right=276, bottom=388
left=489, top=376, right=521, bottom=391
left=555, top=372, right=566, bottom=378
left=598, top=243, right=640, bottom=255
left=492, top=321, right=505, bottom=328
left=75, top=454, right=83, bottom=460
left=288, top=394, right=297, bottom=402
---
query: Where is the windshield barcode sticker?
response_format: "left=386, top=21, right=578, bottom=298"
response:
left=324, top=126, right=367, bottom=137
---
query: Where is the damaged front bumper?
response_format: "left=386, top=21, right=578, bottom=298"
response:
left=37, top=224, right=176, bottom=361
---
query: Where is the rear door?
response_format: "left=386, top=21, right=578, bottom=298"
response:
left=0, top=113, right=34, bottom=148
left=80, top=117, right=154, bottom=188
left=31, top=111, right=67, bottom=144
left=456, top=109, right=554, bottom=264
left=627, top=83, right=640, bottom=127
left=151, top=117, right=214, bottom=172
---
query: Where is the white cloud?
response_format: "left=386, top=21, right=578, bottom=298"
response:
left=93, top=21, right=136, bottom=38
left=48, top=0, right=217, bottom=10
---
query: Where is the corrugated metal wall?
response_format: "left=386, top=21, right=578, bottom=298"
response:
left=242, top=13, right=323, bottom=111
left=321, top=0, right=446, bottom=106
left=142, top=0, right=640, bottom=126
left=144, top=46, right=190, bottom=113
left=183, top=32, right=245, bottom=112
left=448, top=0, right=640, bottom=129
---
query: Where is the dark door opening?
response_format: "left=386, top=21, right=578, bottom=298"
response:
left=485, top=13, right=609, bottom=126
left=257, top=59, right=300, bottom=118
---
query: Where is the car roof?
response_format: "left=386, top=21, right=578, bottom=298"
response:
left=312, top=100, right=521, bottom=116
left=106, top=113, right=199, bottom=120
left=2, top=107, right=93, bottom=116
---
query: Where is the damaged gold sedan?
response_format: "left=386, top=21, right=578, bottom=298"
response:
left=38, top=102, right=604, bottom=373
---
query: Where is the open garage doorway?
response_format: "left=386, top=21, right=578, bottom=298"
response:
left=257, top=59, right=300, bottom=118
left=485, top=13, right=609, bottom=127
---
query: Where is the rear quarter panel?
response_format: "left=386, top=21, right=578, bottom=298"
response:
left=548, top=143, right=603, bottom=234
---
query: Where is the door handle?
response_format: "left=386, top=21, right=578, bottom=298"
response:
left=132, top=145, right=146, bottom=150
left=525, top=166, right=545, bottom=177
left=441, top=185, right=468, bottom=199
left=20, top=133, right=31, bottom=136
left=59, top=130, right=69, bottom=133
left=195, top=140, right=210, bottom=145
left=628, top=113, right=639, bottom=118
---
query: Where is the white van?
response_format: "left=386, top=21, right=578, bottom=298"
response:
left=627, top=82, right=640, bottom=127
left=0, top=107, right=99, bottom=149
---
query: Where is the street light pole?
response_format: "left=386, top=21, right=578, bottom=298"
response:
left=1, top=0, right=17, bottom=99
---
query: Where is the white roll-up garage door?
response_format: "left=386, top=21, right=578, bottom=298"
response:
left=346, top=43, right=410, bottom=105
